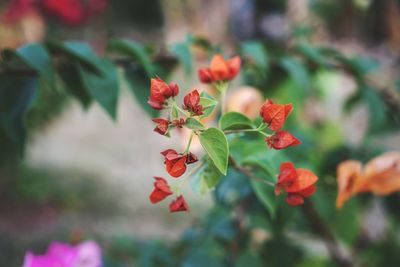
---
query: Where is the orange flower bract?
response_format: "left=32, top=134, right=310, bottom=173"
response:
left=198, top=54, right=241, bottom=83
left=336, top=152, right=400, bottom=209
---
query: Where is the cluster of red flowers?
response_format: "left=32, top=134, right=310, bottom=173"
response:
left=259, top=99, right=301, bottom=150
left=275, top=163, right=318, bottom=206
left=148, top=53, right=316, bottom=211
left=2, top=0, right=107, bottom=25
left=148, top=77, right=205, bottom=212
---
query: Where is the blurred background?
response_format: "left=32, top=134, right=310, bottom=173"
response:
left=1, top=0, right=400, bottom=266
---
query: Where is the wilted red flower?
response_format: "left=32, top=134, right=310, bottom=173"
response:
left=171, top=118, right=185, bottom=128
left=152, top=118, right=169, bottom=136
left=169, top=195, right=189, bottom=212
left=183, top=90, right=203, bottom=116
left=265, top=131, right=301, bottom=150
left=148, top=78, right=179, bottom=110
left=149, top=177, right=173, bottom=204
left=161, top=149, right=198, bottom=178
left=198, top=54, right=241, bottom=83
left=260, top=99, right=293, bottom=131
left=275, top=162, right=318, bottom=206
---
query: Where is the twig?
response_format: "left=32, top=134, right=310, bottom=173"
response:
left=301, top=201, right=354, bottom=267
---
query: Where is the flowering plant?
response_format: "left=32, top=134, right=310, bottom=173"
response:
left=147, top=54, right=318, bottom=213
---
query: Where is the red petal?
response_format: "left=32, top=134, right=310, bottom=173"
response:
left=169, top=195, right=189, bottom=212
left=266, top=131, right=301, bottom=150
left=198, top=68, right=214, bottom=83
left=297, top=184, right=316, bottom=198
left=226, top=56, right=241, bottom=80
left=286, top=194, right=304, bottom=206
left=167, top=157, right=187, bottom=178
left=285, top=168, right=318, bottom=193
left=209, top=54, right=230, bottom=81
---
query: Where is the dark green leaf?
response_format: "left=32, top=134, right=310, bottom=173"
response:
left=199, top=128, right=229, bottom=175
left=46, top=41, right=103, bottom=75
left=219, top=111, right=254, bottom=130
left=79, top=59, right=119, bottom=119
left=58, top=62, right=92, bottom=108
left=107, top=39, right=154, bottom=77
left=0, top=76, right=39, bottom=154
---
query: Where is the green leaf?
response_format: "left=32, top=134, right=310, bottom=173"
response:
left=295, top=42, right=325, bottom=66
left=219, top=112, right=254, bottom=130
left=123, top=67, right=157, bottom=117
left=185, top=117, right=205, bottom=130
left=0, top=76, right=39, bottom=154
left=171, top=105, right=179, bottom=119
left=241, top=41, right=269, bottom=70
left=46, top=41, right=103, bottom=76
left=364, top=87, right=386, bottom=130
left=107, top=39, right=154, bottom=77
left=79, top=59, right=119, bottom=119
left=58, top=62, right=92, bottom=108
left=2, top=43, right=54, bottom=83
left=170, top=42, right=192, bottom=74
left=236, top=250, right=263, bottom=267
left=190, top=159, right=221, bottom=195
left=280, top=57, right=310, bottom=91
left=200, top=92, right=217, bottom=119
left=199, top=128, right=229, bottom=175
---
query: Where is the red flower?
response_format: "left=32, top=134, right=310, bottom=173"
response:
left=198, top=54, right=241, bottom=83
left=260, top=100, right=293, bottom=131
left=2, top=0, right=33, bottom=24
left=265, top=131, right=301, bottom=150
left=148, top=78, right=179, bottom=110
left=161, top=149, right=198, bottom=178
left=169, top=195, right=189, bottom=212
left=183, top=90, right=203, bottom=116
left=171, top=118, right=185, bottom=128
left=149, top=177, right=173, bottom=204
left=41, top=0, right=85, bottom=26
left=152, top=118, right=169, bottom=136
left=275, top=162, right=318, bottom=206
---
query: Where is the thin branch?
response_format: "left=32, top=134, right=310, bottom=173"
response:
left=301, top=201, right=354, bottom=267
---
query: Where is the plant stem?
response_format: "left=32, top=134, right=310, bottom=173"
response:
left=301, top=201, right=354, bottom=267
left=184, top=131, right=195, bottom=154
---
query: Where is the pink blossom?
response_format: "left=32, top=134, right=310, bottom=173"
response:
left=22, top=240, right=102, bottom=267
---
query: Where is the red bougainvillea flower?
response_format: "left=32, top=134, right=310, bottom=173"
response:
left=161, top=149, right=198, bottom=178
left=260, top=99, right=293, bottom=131
left=265, top=131, right=301, bottom=150
left=275, top=162, right=318, bottom=206
left=2, top=0, right=33, bottom=24
left=198, top=54, right=241, bottom=83
left=148, top=78, right=179, bottom=110
left=41, top=0, right=86, bottom=25
left=171, top=118, right=185, bottom=128
left=169, top=195, right=189, bottom=212
left=183, top=89, right=203, bottom=116
left=152, top=118, right=169, bottom=136
left=149, top=177, right=173, bottom=204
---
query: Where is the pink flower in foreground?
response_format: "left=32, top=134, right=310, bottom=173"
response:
left=22, top=240, right=102, bottom=267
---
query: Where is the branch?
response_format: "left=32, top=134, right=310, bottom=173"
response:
left=301, top=201, right=354, bottom=267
